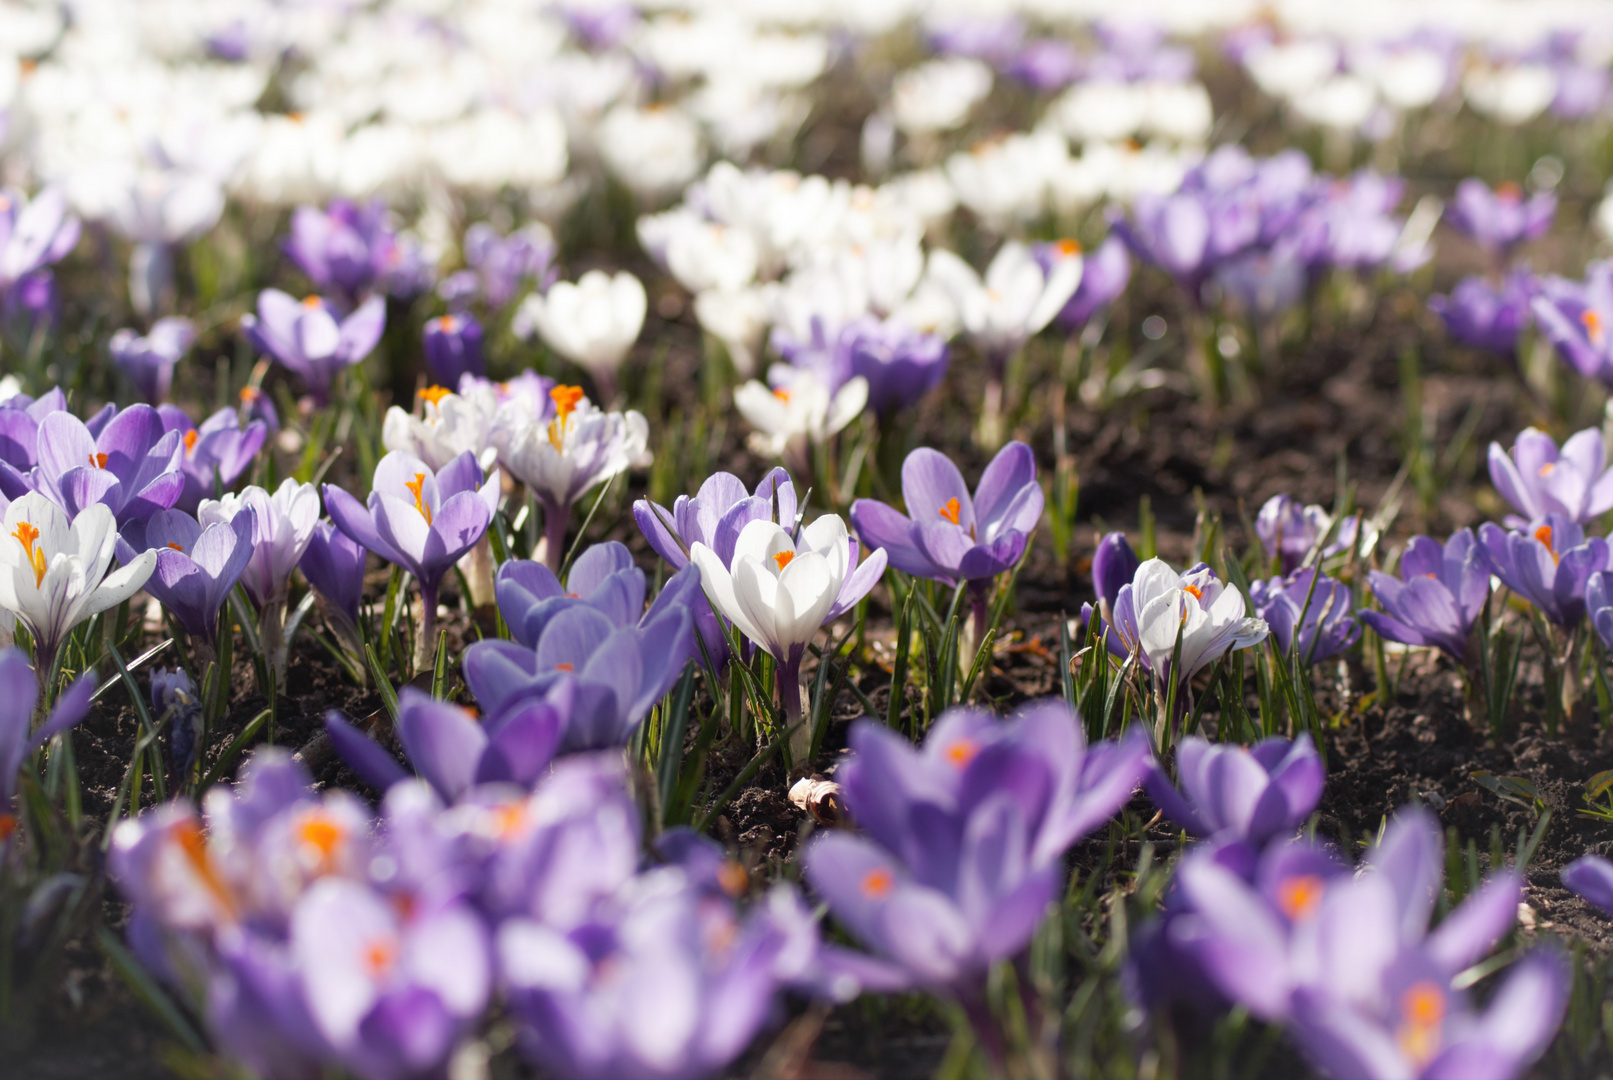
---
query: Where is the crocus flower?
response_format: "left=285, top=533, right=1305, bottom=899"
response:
left=497, top=386, right=647, bottom=572
left=1249, top=569, right=1360, bottom=665
left=927, top=240, right=1083, bottom=370
left=691, top=514, right=885, bottom=735
left=1256, top=493, right=1358, bottom=574
left=1361, top=529, right=1492, bottom=660
left=240, top=290, right=386, bottom=405
left=444, top=221, right=556, bottom=310
left=850, top=443, right=1041, bottom=638
left=0, top=493, right=155, bottom=673
left=1445, top=179, right=1555, bottom=259
left=1487, top=426, right=1613, bottom=528
left=1167, top=809, right=1529, bottom=1025
left=200, top=479, right=320, bottom=679
left=383, top=381, right=502, bottom=474
left=324, top=450, right=498, bottom=664
left=291, top=877, right=491, bottom=1080
left=0, top=646, right=94, bottom=841
left=284, top=199, right=415, bottom=305
left=1084, top=532, right=1136, bottom=620
left=1428, top=271, right=1534, bottom=357
left=514, top=269, right=646, bottom=401
left=325, top=683, right=572, bottom=800
left=1479, top=515, right=1607, bottom=627
left=634, top=468, right=797, bottom=573
left=300, top=521, right=367, bottom=645
left=803, top=702, right=1151, bottom=995
left=499, top=864, right=798, bottom=1080
left=838, top=316, right=950, bottom=416
left=1101, top=558, right=1269, bottom=695
left=734, top=367, right=867, bottom=471
left=157, top=405, right=268, bottom=514
left=151, top=667, right=202, bottom=771
left=1143, top=734, right=1324, bottom=845
left=0, top=187, right=80, bottom=307
left=110, top=317, right=196, bottom=403
left=24, top=405, right=184, bottom=526
left=0, top=387, right=71, bottom=475
left=1531, top=261, right=1613, bottom=388
left=421, top=313, right=484, bottom=387
left=118, top=508, right=255, bottom=654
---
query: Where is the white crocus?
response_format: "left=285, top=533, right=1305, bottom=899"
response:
left=891, top=57, right=993, bottom=135
left=0, top=494, right=155, bottom=671
left=734, top=367, right=867, bottom=473
left=200, top=480, right=320, bottom=682
left=515, top=270, right=646, bottom=402
left=1124, top=559, right=1268, bottom=685
left=498, top=387, right=648, bottom=571
left=382, top=383, right=501, bottom=473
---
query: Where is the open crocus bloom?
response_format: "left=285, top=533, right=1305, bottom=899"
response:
left=382, top=381, right=501, bottom=474
left=241, top=290, right=386, bottom=405
left=1105, top=558, right=1269, bottom=689
left=514, top=269, right=646, bottom=396
left=1144, top=734, right=1323, bottom=846
left=1487, top=426, right=1613, bottom=528
left=119, top=508, right=256, bottom=652
left=157, top=404, right=269, bottom=514
left=0, top=493, right=155, bottom=671
left=734, top=366, right=867, bottom=464
left=1444, top=178, right=1555, bottom=257
left=926, top=240, right=1082, bottom=368
left=26, top=404, right=185, bottom=526
left=1531, top=261, right=1613, bottom=388
left=1361, top=529, right=1492, bottom=660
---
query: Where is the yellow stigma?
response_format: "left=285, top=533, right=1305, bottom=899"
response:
left=439, top=314, right=460, bottom=334
left=547, top=385, right=586, bottom=451
left=362, top=937, right=397, bottom=979
left=772, top=387, right=792, bottom=403
left=88, top=452, right=108, bottom=469
left=174, top=819, right=237, bottom=917
left=945, top=739, right=979, bottom=768
left=1583, top=309, right=1605, bottom=347
left=860, top=867, right=895, bottom=899
left=12, top=522, right=44, bottom=588
left=1276, top=874, right=1324, bottom=920
left=772, top=551, right=794, bottom=571
left=419, top=385, right=453, bottom=407
left=1534, top=524, right=1559, bottom=565
left=1539, top=462, right=1556, bottom=477
left=939, top=497, right=962, bottom=525
left=1183, top=583, right=1204, bottom=600
left=183, top=429, right=198, bottom=457
left=406, top=473, right=432, bottom=524
left=1056, top=238, right=1082, bottom=257
left=301, top=295, right=322, bottom=310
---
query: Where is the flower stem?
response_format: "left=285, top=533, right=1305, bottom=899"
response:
left=541, top=501, right=570, bottom=574
left=414, top=581, right=439, bottom=675
left=778, top=651, right=810, bottom=768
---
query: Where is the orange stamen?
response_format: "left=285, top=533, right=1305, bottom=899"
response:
left=1183, top=583, right=1204, bottom=600
left=439, top=315, right=459, bottom=334
left=1056, top=238, right=1082, bottom=256
left=166, top=542, right=184, bottom=551
left=183, top=429, right=198, bottom=456
left=297, top=812, right=344, bottom=871
left=1539, top=462, right=1556, bottom=477
left=88, top=452, right=108, bottom=469
left=362, top=937, right=397, bottom=979
left=405, top=473, right=432, bottom=524
left=945, top=739, right=980, bottom=768
left=939, top=497, right=962, bottom=525
left=1583, top=309, right=1605, bottom=347
left=555, top=662, right=574, bottom=671
left=1395, top=981, right=1447, bottom=1066
left=1534, top=525, right=1557, bottom=565
left=718, top=861, right=750, bottom=897
left=772, top=388, right=792, bottom=403
left=174, top=819, right=236, bottom=916
left=301, top=295, right=322, bottom=309
left=12, top=522, right=44, bottom=588
left=1276, top=874, right=1324, bottom=920
left=860, top=867, right=895, bottom=899
left=1496, top=181, right=1521, bottom=200
left=547, top=385, right=586, bottom=450
left=773, top=551, right=795, bottom=571
left=419, top=385, right=453, bottom=407
left=240, top=386, right=261, bottom=404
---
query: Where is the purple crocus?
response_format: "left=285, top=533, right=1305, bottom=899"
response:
left=1256, top=493, right=1359, bottom=575
left=1050, top=234, right=1131, bottom=334
left=151, top=667, right=202, bottom=771
left=1479, top=515, right=1607, bottom=627
left=1250, top=569, right=1360, bottom=665
left=422, top=313, right=484, bottom=387
left=284, top=199, right=419, bottom=305
left=1488, top=426, right=1613, bottom=528
left=1005, top=38, right=1081, bottom=91
left=1445, top=179, right=1555, bottom=259
left=1429, top=271, right=1534, bottom=357
left=1531, top=261, right=1613, bottom=388
left=1564, top=854, right=1613, bottom=918
left=118, top=509, right=255, bottom=653
left=291, top=877, right=490, bottom=1080
left=850, top=443, right=1042, bottom=638
left=0, top=387, right=70, bottom=475
left=240, top=290, right=386, bottom=405
left=325, top=450, right=497, bottom=665
left=440, top=222, right=556, bottom=311
left=461, top=555, right=695, bottom=751
left=1090, top=531, right=1140, bottom=625
left=157, top=405, right=268, bottom=514
left=325, top=683, right=572, bottom=801
left=0, top=187, right=80, bottom=309
left=1143, top=734, right=1324, bottom=846
left=23, top=405, right=184, bottom=526
left=803, top=701, right=1151, bottom=997
left=1361, top=529, right=1492, bottom=660
left=300, top=520, right=367, bottom=644
left=838, top=316, right=949, bottom=415
left=110, top=317, right=196, bottom=403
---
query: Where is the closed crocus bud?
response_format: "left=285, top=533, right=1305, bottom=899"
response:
left=422, top=312, right=485, bottom=387
left=514, top=269, right=645, bottom=400
left=1445, top=178, right=1556, bottom=258
left=1429, top=271, right=1535, bottom=358
left=1090, top=531, right=1139, bottom=622
left=1361, top=529, right=1491, bottom=661
left=151, top=667, right=202, bottom=770
left=1144, top=734, right=1324, bottom=846
left=110, top=317, right=196, bottom=403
